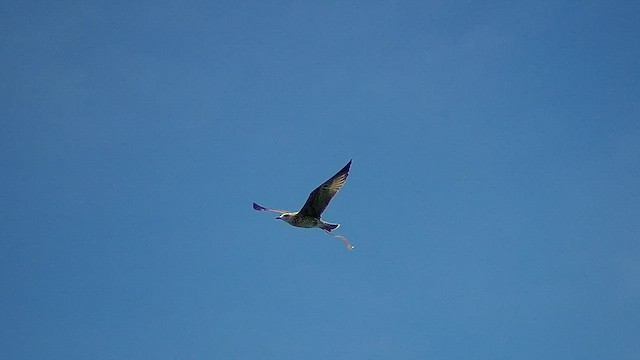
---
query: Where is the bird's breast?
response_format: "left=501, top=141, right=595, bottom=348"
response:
left=290, top=216, right=319, bottom=228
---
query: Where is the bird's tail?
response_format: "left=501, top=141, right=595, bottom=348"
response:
left=320, top=222, right=340, bottom=232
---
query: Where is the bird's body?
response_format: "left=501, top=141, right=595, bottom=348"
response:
left=274, top=211, right=339, bottom=231
left=253, top=160, right=353, bottom=250
left=283, top=213, right=319, bottom=228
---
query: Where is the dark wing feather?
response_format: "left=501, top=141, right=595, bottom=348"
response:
left=253, top=202, right=289, bottom=214
left=298, top=160, right=352, bottom=218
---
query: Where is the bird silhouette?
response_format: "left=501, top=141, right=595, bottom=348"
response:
left=253, top=160, right=354, bottom=250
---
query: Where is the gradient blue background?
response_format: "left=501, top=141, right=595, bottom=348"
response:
left=2, top=1, right=639, bottom=359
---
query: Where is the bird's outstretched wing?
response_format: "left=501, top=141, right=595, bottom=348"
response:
left=298, top=160, right=351, bottom=218
left=253, top=202, right=289, bottom=214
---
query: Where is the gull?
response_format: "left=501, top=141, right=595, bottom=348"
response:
left=253, top=160, right=354, bottom=250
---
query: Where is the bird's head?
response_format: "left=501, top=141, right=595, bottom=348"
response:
left=276, top=213, right=295, bottom=223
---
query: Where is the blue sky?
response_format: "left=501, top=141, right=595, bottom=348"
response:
left=1, top=1, right=639, bottom=358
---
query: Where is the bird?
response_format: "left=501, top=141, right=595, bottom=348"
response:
left=253, top=159, right=354, bottom=250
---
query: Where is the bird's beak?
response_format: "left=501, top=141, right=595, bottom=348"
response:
left=275, top=216, right=281, bottom=220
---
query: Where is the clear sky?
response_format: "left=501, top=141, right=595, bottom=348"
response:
left=2, top=1, right=639, bottom=359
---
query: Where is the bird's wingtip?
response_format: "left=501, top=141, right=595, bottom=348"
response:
left=342, top=159, right=353, bottom=172
left=253, top=202, right=265, bottom=211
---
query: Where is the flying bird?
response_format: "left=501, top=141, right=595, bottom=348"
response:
left=253, top=160, right=354, bottom=250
